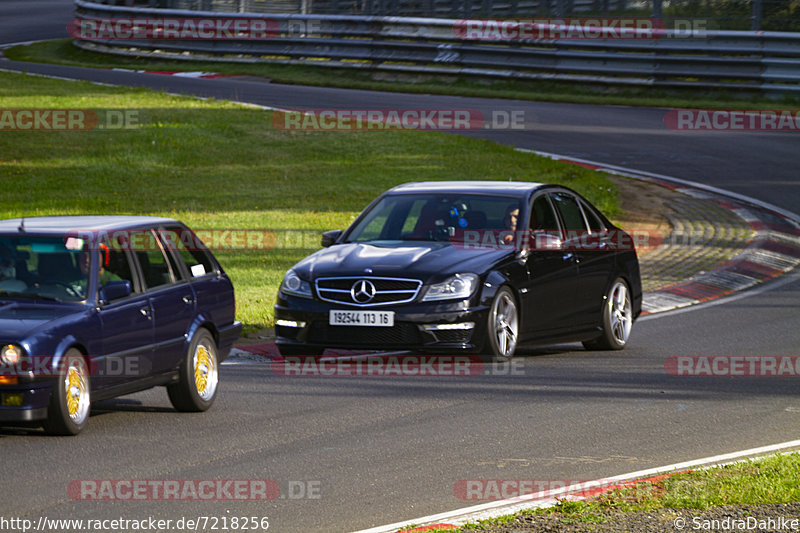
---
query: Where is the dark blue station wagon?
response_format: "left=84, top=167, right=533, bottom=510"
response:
left=0, top=216, right=242, bottom=435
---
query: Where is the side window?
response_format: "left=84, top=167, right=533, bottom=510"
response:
left=550, top=192, right=589, bottom=236
left=581, top=201, right=606, bottom=233
left=100, top=237, right=137, bottom=290
left=529, top=195, right=561, bottom=237
left=130, top=230, right=175, bottom=290
left=160, top=226, right=217, bottom=279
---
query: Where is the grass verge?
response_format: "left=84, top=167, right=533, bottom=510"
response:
left=6, top=39, right=800, bottom=110
left=445, top=452, right=800, bottom=532
left=0, top=70, right=618, bottom=332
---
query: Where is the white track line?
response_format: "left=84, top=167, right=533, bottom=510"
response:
left=354, top=440, right=800, bottom=533
left=0, top=39, right=50, bottom=49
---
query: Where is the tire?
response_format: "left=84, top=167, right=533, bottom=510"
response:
left=484, top=286, right=519, bottom=361
left=168, top=328, right=219, bottom=412
left=43, top=349, right=90, bottom=436
left=277, top=345, right=324, bottom=357
left=583, top=278, right=633, bottom=351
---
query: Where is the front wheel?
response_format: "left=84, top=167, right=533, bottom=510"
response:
left=168, top=329, right=219, bottom=412
left=484, top=286, right=519, bottom=361
left=583, top=278, right=633, bottom=351
left=43, top=349, right=90, bottom=436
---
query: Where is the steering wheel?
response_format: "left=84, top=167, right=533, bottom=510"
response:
left=36, top=279, right=84, bottom=299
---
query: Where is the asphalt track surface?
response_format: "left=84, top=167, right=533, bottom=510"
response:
left=1, top=3, right=799, bottom=532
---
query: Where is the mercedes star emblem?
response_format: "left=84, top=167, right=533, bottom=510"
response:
left=351, top=279, right=376, bottom=303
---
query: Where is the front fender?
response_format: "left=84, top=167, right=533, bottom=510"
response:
left=478, top=270, right=513, bottom=307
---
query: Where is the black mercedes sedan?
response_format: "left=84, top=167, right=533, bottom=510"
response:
left=274, top=181, right=641, bottom=359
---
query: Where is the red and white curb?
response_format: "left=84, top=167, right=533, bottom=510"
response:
left=519, top=149, right=800, bottom=315
left=353, top=440, right=800, bottom=533
left=109, top=68, right=239, bottom=79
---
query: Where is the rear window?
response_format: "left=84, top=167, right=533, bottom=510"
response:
left=550, top=192, right=589, bottom=234
left=159, top=226, right=217, bottom=278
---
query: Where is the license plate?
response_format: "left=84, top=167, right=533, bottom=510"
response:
left=329, top=310, right=395, bottom=327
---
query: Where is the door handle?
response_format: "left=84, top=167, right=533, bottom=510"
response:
left=139, top=307, right=152, bottom=320
left=182, top=295, right=195, bottom=304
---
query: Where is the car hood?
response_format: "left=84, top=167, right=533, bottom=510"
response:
left=0, top=302, right=78, bottom=340
left=295, top=241, right=512, bottom=281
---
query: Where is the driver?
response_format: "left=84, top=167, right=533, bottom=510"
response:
left=72, top=245, right=121, bottom=297
left=502, top=205, right=519, bottom=245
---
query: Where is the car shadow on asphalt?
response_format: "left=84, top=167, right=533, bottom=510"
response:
left=0, top=399, right=177, bottom=437
left=89, top=398, right=175, bottom=415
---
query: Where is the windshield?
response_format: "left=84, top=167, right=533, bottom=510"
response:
left=0, top=235, right=90, bottom=302
left=344, top=194, right=523, bottom=243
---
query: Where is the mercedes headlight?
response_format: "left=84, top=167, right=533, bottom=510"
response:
left=280, top=270, right=312, bottom=298
left=422, top=273, right=479, bottom=302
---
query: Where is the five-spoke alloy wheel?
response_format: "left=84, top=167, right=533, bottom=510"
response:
left=486, top=286, right=519, bottom=360
left=584, top=278, right=633, bottom=350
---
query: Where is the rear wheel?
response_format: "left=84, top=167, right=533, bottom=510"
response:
left=168, top=329, right=219, bottom=412
left=485, top=286, right=519, bottom=361
left=43, top=349, right=90, bottom=436
left=583, top=278, right=633, bottom=350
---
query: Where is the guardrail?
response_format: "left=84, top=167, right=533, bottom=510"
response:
left=73, top=0, right=800, bottom=94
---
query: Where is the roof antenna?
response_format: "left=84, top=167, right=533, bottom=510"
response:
left=18, top=217, right=25, bottom=233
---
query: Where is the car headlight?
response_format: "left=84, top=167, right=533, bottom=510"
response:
left=422, top=273, right=479, bottom=302
left=280, top=270, right=313, bottom=298
left=1, top=344, right=23, bottom=365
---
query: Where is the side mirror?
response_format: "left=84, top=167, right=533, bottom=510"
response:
left=99, top=280, right=132, bottom=303
left=321, top=229, right=343, bottom=248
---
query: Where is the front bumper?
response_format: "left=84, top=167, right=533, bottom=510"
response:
left=0, top=382, right=52, bottom=422
left=274, top=292, right=488, bottom=353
